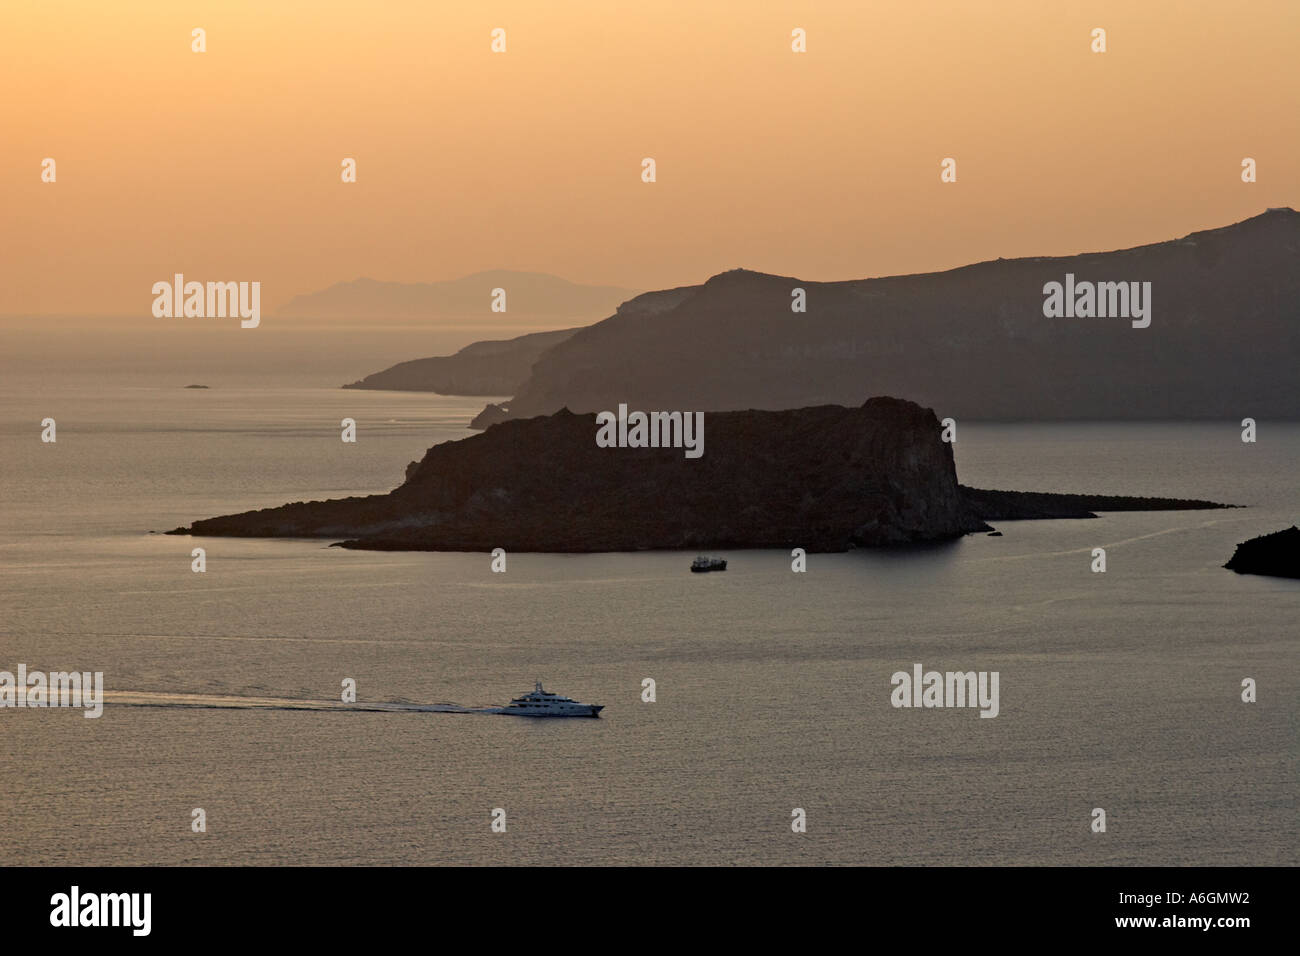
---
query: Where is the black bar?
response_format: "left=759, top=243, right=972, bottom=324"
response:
left=1, top=865, right=1279, bottom=941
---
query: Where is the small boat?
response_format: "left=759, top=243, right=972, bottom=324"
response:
left=496, top=682, right=604, bottom=718
left=690, top=555, right=727, bottom=572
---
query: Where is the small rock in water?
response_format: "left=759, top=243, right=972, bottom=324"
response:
left=1224, top=525, right=1300, bottom=579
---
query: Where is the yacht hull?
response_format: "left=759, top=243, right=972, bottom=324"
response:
left=497, top=705, right=603, bottom=718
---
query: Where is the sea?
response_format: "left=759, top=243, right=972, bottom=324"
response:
left=0, top=322, right=1295, bottom=865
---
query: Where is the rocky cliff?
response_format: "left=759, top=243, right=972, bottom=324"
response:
left=173, top=398, right=990, bottom=551
left=171, top=397, right=1231, bottom=553
left=483, top=210, right=1299, bottom=423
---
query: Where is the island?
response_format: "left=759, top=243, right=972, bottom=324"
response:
left=458, top=209, right=1300, bottom=426
left=1224, top=526, right=1300, bottom=579
left=169, top=397, right=1232, bottom=553
left=343, top=328, right=578, bottom=395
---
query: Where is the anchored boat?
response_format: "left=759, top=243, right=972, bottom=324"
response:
left=690, top=555, right=727, bottom=572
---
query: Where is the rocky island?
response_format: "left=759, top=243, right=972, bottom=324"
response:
left=1224, top=526, right=1300, bottom=579
left=170, top=397, right=1231, bottom=553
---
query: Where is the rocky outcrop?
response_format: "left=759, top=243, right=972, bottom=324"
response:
left=1224, top=526, right=1300, bottom=579
left=170, top=397, right=1233, bottom=553
left=343, top=328, right=578, bottom=395
left=173, top=398, right=990, bottom=551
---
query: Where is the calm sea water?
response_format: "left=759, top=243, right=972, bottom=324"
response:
left=0, top=356, right=1295, bottom=865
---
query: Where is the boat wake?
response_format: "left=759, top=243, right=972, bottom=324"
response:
left=103, top=691, right=501, bottom=715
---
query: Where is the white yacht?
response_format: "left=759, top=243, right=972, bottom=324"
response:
left=496, top=682, right=604, bottom=718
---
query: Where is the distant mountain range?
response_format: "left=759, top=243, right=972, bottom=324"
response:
left=277, top=270, right=637, bottom=325
left=356, top=210, right=1296, bottom=421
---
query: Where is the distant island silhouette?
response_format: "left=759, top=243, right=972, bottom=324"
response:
left=343, top=327, right=578, bottom=395
left=343, top=210, right=1299, bottom=423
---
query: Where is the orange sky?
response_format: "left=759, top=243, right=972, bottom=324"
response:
left=2, top=0, right=1296, bottom=316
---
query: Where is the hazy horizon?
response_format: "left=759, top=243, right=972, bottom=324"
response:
left=4, top=0, right=1297, bottom=318
left=2, top=207, right=1294, bottom=322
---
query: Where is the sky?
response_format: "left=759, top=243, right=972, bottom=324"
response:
left=2, top=0, right=1297, bottom=316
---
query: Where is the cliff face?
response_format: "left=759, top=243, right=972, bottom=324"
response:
left=174, top=397, right=992, bottom=552
left=495, top=210, right=1300, bottom=421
